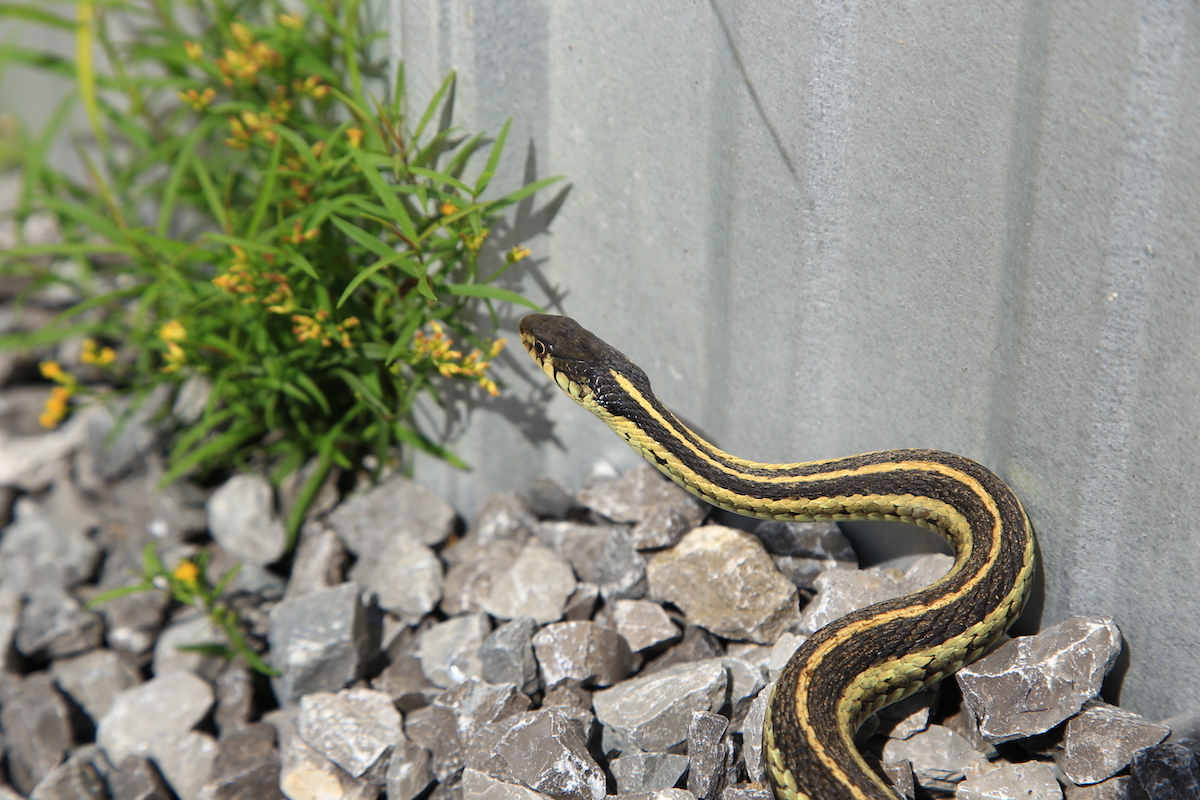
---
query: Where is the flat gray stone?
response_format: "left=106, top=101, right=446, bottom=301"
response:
left=15, top=587, right=102, bottom=659
left=97, top=670, right=214, bottom=766
left=798, top=554, right=952, bottom=635
left=687, top=711, right=731, bottom=800
left=535, top=521, right=648, bottom=601
left=957, top=616, right=1122, bottom=744
left=0, top=586, right=19, bottom=670
left=328, top=473, right=457, bottom=551
left=152, top=610, right=227, bottom=681
left=50, top=648, right=141, bottom=723
left=465, top=707, right=606, bottom=800
left=462, top=768, right=555, bottom=800
left=438, top=678, right=534, bottom=743
left=754, top=520, right=857, bottom=592
left=1130, top=742, right=1200, bottom=800
left=647, top=525, right=800, bottom=644
left=468, top=491, right=538, bottom=548
left=525, top=475, right=577, bottom=519
left=532, top=621, right=634, bottom=688
left=386, top=737, right=435, bottom=800
left=213, top=662, right=254, bottom=737
left=269, top=708, right=378, bottom=800
left=480, top=616, right=541, bottom=695
left=417, top=613, right=490, bottom=688
left=196, top=721, right=284, bottom=800
left=1059, top=700, right=1169, bottom=785
left=577, top=464, right=708, bottom=549
left=740, top=685, right=771, bottom=783
left=82, top=386, right=168, bottom=482
left=880, top=761, right=916, bottom=800
left=350, top=532, right=443, bottom=622
left=0, top=493, right=100, bottom=594
left=371, top=651, right=441, bottom=711
left=297, top=688, right=402, bottom=779
left=610, top=599, right=679, bottom=653
left=284, top=520, right=346, bottom=599
left=483, top=543, right=576, bottom=625
left=205, top=474, right=286, bottom=567
left=1063, top=775, right=1133, bottom=800
left=404, top=702, right=464, bottom=781
left=0, top=673, right=74, bottom=795
left=719, top=786, right=773, bottom=800
left=880, top=723, right=989, bottom=793
left=28, top=745, right=108, bottom=800
left=593, top=660, right=728, bottom=752
left=1163, top=711, right=1200, bottom=756
left=153, top=731, right=217, bottom=800
left=957, top=761, right=1063, bottom=800
left=442, top=540, right=525, bottom=616
left=0, top=402, right=99, bottom=492
left=268, top=582, right=371, bottom=706
left=563, top=583, right=599, bottom=622
left=610, top=752, right=690, bottom=794
left=108, top=756, right=173, bottom=800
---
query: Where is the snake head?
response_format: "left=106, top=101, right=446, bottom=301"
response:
left=519, top=314, right=650, bottom=411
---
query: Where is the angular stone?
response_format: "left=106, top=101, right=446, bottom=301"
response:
left=405, top=702, right=464, bottom=781
left=417, top=612, right=490, bottom=688
left=98, top=463, right=209, bottom=552
left=442, top=540, right=525, bottom=616
left=754, top=520, right=857, bottom=591
left=577, top=464, right=708, bottom=549
left=205, top=474, right=286, bottom=567
left=0, top=586, right=18, bottom=670
left=687, top=711, right=732, bottom=800
left=957, top=616, right=1122, bottom=744
left=109, top=756, right=173, bottom=800
left=532, top=621, right=634, bottom=688
left=648, top=526, right=799, bottom=644
left=593, top=660, right=728, bottom=752
left=386, top=737, right=434, bottom=800
left=957, top=761, right=1063, bottom=800
left=146, top=729, right=217, bottom=800
left=0, top=673, right=74, bottom=795
left=740, top=686, right=771, bottom=784
left=97, top=670, right=215, bottom=765
left=480, top=616, right=540, bottom=695
left=719, top=786, right=772, bottom=800
left=611, top=599, right=680, bottom=652
left=798, top=554, right=952, bottom=635
left=50, top=648, right=141, bottom=723
left=535, top=521, right=647, bottom=601
left=0, top=402, right=99, bottom=492
left=465, top=707, right=606, bottom=800
left=213, top=662, right=254, bottom=737
left=269, top=708, right=378, bottom=800
left=1058, top=701, right=1169, bottom=785
left=15, top=588, right=103, bottom=659
left=372, top=651, right=441, bottom=712
left=880, top=761, right=916, bottom=800
left=1163, top=711, right=1200, bottom=755
left=643, top=626, right=723, bottom=676
left=268, top=582, right=371, bottom=706
left=284, top=520, right=346, bottom=599
left=28, top=745, right=108, bottom=800
left=93, top=582, right=168, bottom=657
left=0, top=494, right=100, bottom=594
left=880, top=724, right=989, bottom=793
left=462, top=768, right=555, bottom=800
left=765, top=632, right=806, bottom=681
left=621, top=789, right=698, bottom=800
left=438, top=678, right=534, bottom=745
left=483, top=543, right=576, bottom=625
left=297, top=688, right=403, bottom=779
left=82, top=386, right=169, bottom=482
left=1130, top=742, right=1200, bottom=800
left=563, top=583, right=599, bottom=622
left=874, top=687, right=938, bottom=741
left=526, top=475, right=577, bottom=520
left=350, top=533, right=443, bottom=623
left=718, top=650, right=769, bottom=723
left=329, top=473, right=457, bottom=551
left=152, top=610, right=227, bottom=681
left=610, top=752, right=690, bottom=794
left=469, top=492, right=538, bottom=547
left=195, top=723, right=284, bottom=800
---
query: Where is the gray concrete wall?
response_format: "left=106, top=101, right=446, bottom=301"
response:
left=394, top=0, right=1200, bottom=722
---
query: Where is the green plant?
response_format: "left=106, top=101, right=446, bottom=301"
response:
left=89, top=543, right=279, bottom=676
left=0, top=0, right=559, bottom=542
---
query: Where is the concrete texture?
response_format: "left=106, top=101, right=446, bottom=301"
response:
left=393, top=0, right=1200, bottom=722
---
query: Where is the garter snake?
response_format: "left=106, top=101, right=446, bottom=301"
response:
left=519, top=313, right=1036, bottom=800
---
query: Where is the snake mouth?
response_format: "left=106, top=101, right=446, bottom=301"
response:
left=519, top=314, right=598, bottom=404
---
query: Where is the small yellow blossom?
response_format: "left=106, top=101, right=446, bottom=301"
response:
left=162, top=341, right=186, bottom=373
left=462, top=229, right=489, bottom=253
left=81, top=338, right=117, bottom=367
left=179, top=87, right=216, bottom=112
left=278, top=12, right=302, bottom=28
left=506, top=245, right=531, bottom=264
left=159, top=319, right=187, bottom=343
left=184, top=41, right=203, bottom=60
left=39, top=360, right=65, bottom=382
left=38, top=385, right=73, bottom=429
left=440, top=202, right=457, bottom=216
left=311, top=141, right=327, bottom=159
left=346, top=128, right=363, bottom=148
left=172, top=559, right=201, bottom=589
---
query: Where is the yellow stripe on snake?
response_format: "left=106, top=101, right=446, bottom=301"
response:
left=519, top=313, right=1035, bottom=800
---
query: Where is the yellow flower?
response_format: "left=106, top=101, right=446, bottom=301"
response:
left=278, top=12, right=302, bottom=28
left=81, top=338, right=117, bottom=367
left=38, top=385, right=73, bottom=429
left=506, top=245, right=531, bottom=264
left=159, top=320, right=187, bottom=343
left=172, top=559, right=201, bottom=589
left=178, top=87, right=216, bottom=112
left=440, top=202, right=457, bottom=216
left=39, top=360, right=65, bottom=382
left=346, top=128, right=363, bottom=148
left=184, top=41, right=203, bottom=61
left=161, top=341, right=186, bottom=373
left=462, top=229, right=489, bottom=253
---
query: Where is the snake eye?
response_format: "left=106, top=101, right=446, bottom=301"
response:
left=534, top=340, right=547, bottom=357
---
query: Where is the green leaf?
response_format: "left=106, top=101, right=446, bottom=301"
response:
left=0, top=3, right=76, bottom=28
left=159, top=421, right=264, bottom=486
left=245, top=135, right=284, bottom=238
left=334, top=368, right=392, bottom=418
left=348, top=147, right=417, bottom=242
left=290, top=371, right=331, bottom=416
left=85, top=582, right=153, bottom=609
left=412, top=71, right=455, bottom=144
left=446, top=283, right=542, bottom=311
left=474, top=117, right=511, bottom=196
left=408, top=165, right=473, bottom=195
left=487, top=175, right=565, bottom=210
left=330, top=215, right=397, bottom=260
left=336, top=251, right=419, bottom=307
left=393, top=423, right=469, bottom=470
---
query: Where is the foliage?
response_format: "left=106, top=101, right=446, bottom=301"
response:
left=0, top=0, right=559, bottom=542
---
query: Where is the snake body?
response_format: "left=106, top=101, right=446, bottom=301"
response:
left=519, top=313, right=1036, bottom=800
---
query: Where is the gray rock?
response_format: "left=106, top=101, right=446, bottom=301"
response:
left=268, top=582, right=371, bottom=706
left=879, top=761, right=916, bottom=800
left=0, top=493, right=100, bottom=594
left=146, top=729, right=218, bottom=800
left=880, top=724, right=989, bottom=793
left=0, top=586, right=19, bottom=670
left=297, top=688, right=403, bottom=779
left=349, top=533, right=442, bottom=623
left=0, top=673, right=74, bottom=795
left=525, top=475, right=577, bottom=519
left=372, top=651, right=441, bottom=712
left=442, top=540, right=525, bottom=616
left=405, top=703, right=464, bottom=781
left=610, top=752, right=690, bottom=794
left=687, top=711, right=732, bottom=800
left=109, top=755, right=173, bottom=800
left=15, top=588, right=103, bottom=659
left=387, top=737, right=435, bottom=800
left=152, top=610, right=227, bottom=680
left=439, top=678, right=534, bottom=742
left=465, top=707, right=606, bottom=800
left=874, top=687, right=938, bottom=741
left=206, top=474, right=287, bottom=567
left=28, top=745, right=108, bottom=800
left=765, top=633, right=806, bottom=681
left=957, top=761, right=1063, bottom=800
left=83, top=385, right=169, bottom=481
left=97, top=670, right=215, bottom=765
left=50, top=648, right=141, bottom=722
left=718, top=650, right=769, bottom=723
left=268, top=708, right=378, bottom=800
left=798, top=554, right=952, bottom=635
left=620, top=789, right=698, bottom=800
left=593, top=660, right=728, bottom=752
left=647, top=526, right=800, bottom=644
left=95, top=587, right=168, bottom=657
left=214, top=662, right=254, bottom=736
left=329, top=473, right=457, bottom=551
left=0, top=402, right=99, bottom=492
left=611, top=599, right=679, bottom=653
left=577, top=464, right=708, bottom=549
left=1130, top=742, right=1200, bottom=800
left=417, top=613, right=490, bottom=688
left=172, top=374, right=212, bottom=425
left=957, top=616, right=1122, bottom=744
left=483, top=543, right=576, bottom=625
left=1058, top=700, right=1169, bottom=785
left=719, top=786, right=772, bottom=800
left=285, top=520, right=347, bottom=599
left=535, top=521, right=648, bottom=601
left=1162, top=711, right=1200, bottom=756
left=468, top=492, right=538, bottom=547
left=480, top=616, right=540, bottom=695
left=99, top=463, right=209, bottom=552
left=1064, top=775, right=1133, bottom=799
left=532, top=621, right=634, bottom=688
left=462, top=768, right=555, bottom=800
left=196, top=723, right=284, bottom=800
left=754, top=520, right=857, bottom=591
left=277, top=455, right=341, bottom=524
left=740, top=685, right=770, bottom=784
left=563, top=583, right=599, bottom=622
left=642, top=626, right=723, bottom=676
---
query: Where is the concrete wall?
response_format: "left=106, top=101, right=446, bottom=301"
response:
left=393, top=0, right=1200, bottom=722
